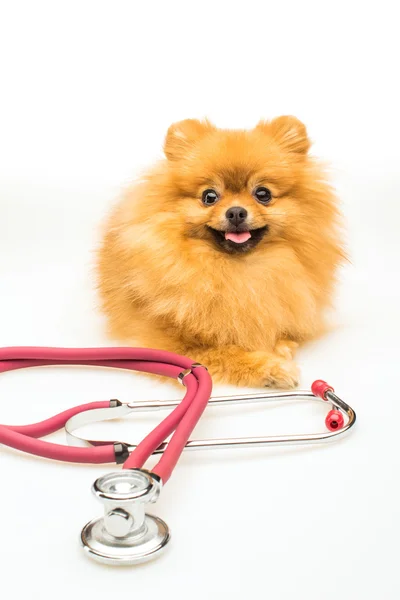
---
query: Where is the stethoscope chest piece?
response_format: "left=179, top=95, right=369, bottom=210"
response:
left=80, top=469, right=171, bottom=566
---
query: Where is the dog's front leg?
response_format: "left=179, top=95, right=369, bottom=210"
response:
left=186, top=345, right=299, bottom=388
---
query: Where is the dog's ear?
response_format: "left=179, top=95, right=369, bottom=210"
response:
left=256, top=116, right=310, bottom=155
left=164, top=118, right=215, bottom=160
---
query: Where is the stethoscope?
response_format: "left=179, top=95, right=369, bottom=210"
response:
left=0, top=346, right=356, bottom=566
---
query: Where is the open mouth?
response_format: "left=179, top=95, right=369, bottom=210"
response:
left=207, top=226, right=268, bottom=253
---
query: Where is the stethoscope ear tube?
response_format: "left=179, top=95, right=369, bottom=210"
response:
left=0, top=402, right=116, bottom=463
left=122, top=365, right=212, bottom=481
left=0, top=346, right=212, bottom=474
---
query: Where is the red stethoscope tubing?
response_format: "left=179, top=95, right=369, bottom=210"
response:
left=0, top=347, right=213, bottom=483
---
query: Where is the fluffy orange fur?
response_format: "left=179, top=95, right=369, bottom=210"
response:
left=96, top=116, right=346, bottom=387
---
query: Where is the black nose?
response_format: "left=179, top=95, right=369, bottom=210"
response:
left=225, top=206, right=248, bottom=227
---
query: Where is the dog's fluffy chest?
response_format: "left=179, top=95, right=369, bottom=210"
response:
left=151, top=248, right=318, bottom=349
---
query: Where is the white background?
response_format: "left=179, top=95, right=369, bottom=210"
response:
left=1, top=1, right=399, bottom=598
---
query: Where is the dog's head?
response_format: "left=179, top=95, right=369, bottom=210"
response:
left=133, top=116, right=337, bottom=256
left=157, top=116, right=328, bottom=255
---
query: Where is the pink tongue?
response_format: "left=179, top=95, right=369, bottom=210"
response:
left=225, top=231, right=252, bottom=244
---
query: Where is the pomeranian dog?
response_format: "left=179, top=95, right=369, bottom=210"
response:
left=96, top=116, right=345, bottom=388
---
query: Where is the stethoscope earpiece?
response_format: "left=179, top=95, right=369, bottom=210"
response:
left=81, top=469, right=171, bottom=566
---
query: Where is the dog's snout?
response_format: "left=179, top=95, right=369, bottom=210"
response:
left=225, top=206, right=248, bottom=226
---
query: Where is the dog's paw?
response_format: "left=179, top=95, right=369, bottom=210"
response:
left=243, top=351, right=300, bottom=388
left=195, top=347, right=300, bottom=388
left=265, top=356, right=300, bottom=388
left=274, top=339, right=299, bottom=361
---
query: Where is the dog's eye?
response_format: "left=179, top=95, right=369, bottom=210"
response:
left=202, top=189, right=219, bottom=206
left=254, top=187, right=272, bottom=205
